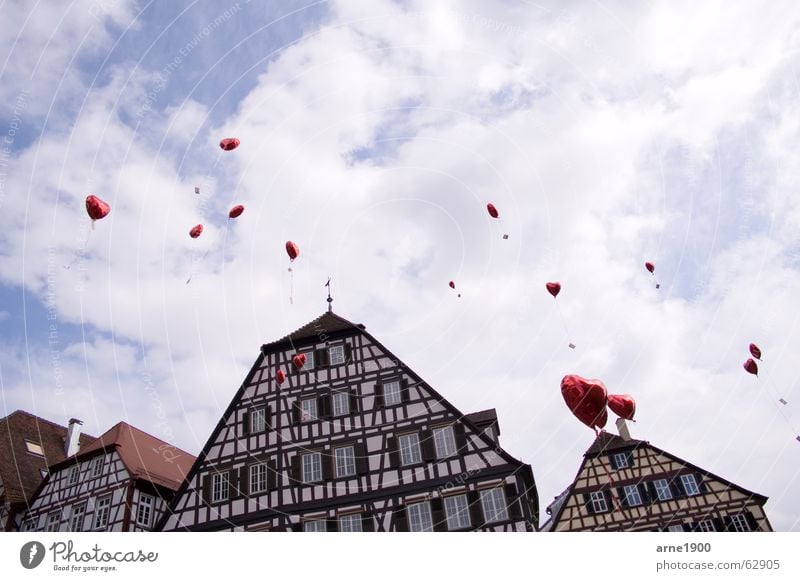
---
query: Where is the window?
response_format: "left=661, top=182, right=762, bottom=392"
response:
left=480, top=488, right=508, bottom=523
left=653, top=479, right=672, bottom=501
left=334, top=446, right=356, bottom=478
left=338, top=514, right=362, bottom=532
left=21, top=518, right=36, bottom=532
left=383, top=380, right=402, bottom=405
left=433, top=426, right=457, bottom=459
left=250, top=408, right=267, bottom=433
left=301, top=351, right=315, bottom=370
left=398, top=433, right=422, bottom=466
left=623, top=485, right=643, bottom=507
left=212, top=472, right=229, bottom=503
left=68, top=465, right=79, bottom=485
left=300, top=398, right=317, bottom=422
left=25, top=440, right=44, bottom=456
left=328, top=345, right=345, bottom=365
left=332, top=391, right=350, bottom=417
left=589, top=491, right=608, bottom=513
left=45, top=510, right=61, bottom=532
left=407, top=502, right=433, bottom=532
left=93, top=496, right=111, bottom=530
left=303, top=519, right=326, bottom=532
left=136, top=494, right=154, bottom=528
left=697, top=519, right=715, bottom=532
left=680, top=474, right=701, bottom=496
left=730, top=514, right=750, bottom=532
left=302, top=452, right=322, bottom=483
left=90, top=456, right=105, bottom=478
left=70, top=503, right=86, bottom=532
left=612, top=452, right=630, bottom=469
left=667, top=524, right=685, bottom=532
left=250, top=463, right=269, bottom=494
left=444, top=495, right=471, bottom=530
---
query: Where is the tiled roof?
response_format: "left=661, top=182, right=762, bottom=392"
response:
left=0, top=411, right=96, bottom=505
left=262, top=311, right=365, bottom=350
left=60, top=422, right=195, bottom=491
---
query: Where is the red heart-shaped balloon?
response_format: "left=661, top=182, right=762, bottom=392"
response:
left=292, top=354, right=306, bottom=370
left=546, top=281, right=561, bottom=298
left=228, top=204, right=245, bottom=219
left=561, top=374, right=608, bottom=430
left=85, top=195, right=111, bottom=221
left=608, top=394, right=636, bottom=420
left=749, top=343, right=762, bottom=360
left=275, top=369, right=286, bottom=385
left=189, top=224, right=203, bottom=238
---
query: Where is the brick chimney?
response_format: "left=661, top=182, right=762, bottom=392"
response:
left=616, top=417, right=632, bottom=441
left=65, top=418, right=83, bottom=457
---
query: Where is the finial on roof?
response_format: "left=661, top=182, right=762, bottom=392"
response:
left=325, top=277, right=333, bottom=312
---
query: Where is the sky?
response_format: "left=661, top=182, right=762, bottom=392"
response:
left=1, top=0, right=799, bottom=530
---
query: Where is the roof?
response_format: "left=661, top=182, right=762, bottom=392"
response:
left=53, top=422, right=195, bottom=491
left=584, top=431, right=646, bottom=456
left=262, top=311, right=366, bottom=351
left=0, top=411, right=96, bottom=506
left=465, top=409, right=498, bottom=425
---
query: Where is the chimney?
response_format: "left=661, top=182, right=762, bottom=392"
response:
left=65, top=418, right=83, bottom=457
left=616, top=417, right=632, bottom=442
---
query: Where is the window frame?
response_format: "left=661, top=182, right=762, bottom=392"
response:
left=480, top=487, right=509, bottom=524
left=697, top=519, right=715, bottom=532
left=622, top=484, right=643, bottom=507
left=249, top=463, right=269, bottom=494
left=25, top=440, right=45, bottom=456
left=45, top=510, right=61, bottom=532
left=21, top=517, right=36, bottom=532
left=338, top=513, right=363, bottom=532
left=730, top=513, right=750, bottom=532
left=136, top=493, right=154, bottom=528
left=382, top=380, right=402, bottom=406
left=301, top=350, right=315, bottom=370
left=432, top=425, right=457, bottom=459
left=328, top=344, right=346, bottom=366
left=92, top=495, right=112, bottom=530
left=303, top=519, right=327, bottom=532
left=70, top=503, right=87, bottom=532
left=90, top=455, right=105, bottom=478
left=211, top=471, right=230, bottom=503
left=407, top=501, right=434, bottom=532
left=67, top=465, right=80, bottom=485
left=331, top=391, right=350, bottom=417
left=680, top=474, right=701, bottom=496
left=611, top=452, right=630, bottom=469
left=667, top=524, right=685, bottom=532
left=590, top=491, right=608, bottom=513
left=301, top=452, right=323, bottom=483
left=443, top=494, right=471, bottom=530
left=653, top=478, right=672, bottom=501
left=334, top=445, right=357, bottom=479
left=250, top=407, right=267, bottom=433
left=300, top=398, right=318, bottom=423
left=398, top=433, right=423, bottom=466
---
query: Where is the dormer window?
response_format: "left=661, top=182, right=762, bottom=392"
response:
left=25, top=440, right=44, bottom=457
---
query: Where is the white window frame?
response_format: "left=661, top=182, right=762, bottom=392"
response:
left=300, top=398, right=317, bottom=422
left=250, top=408, right=267, bottom=433
left=667, top=524, right=685, bottom=532
left=136, top=493, right=154, bottom=528
left=332, top=391, right=350, bottom=417
left=303, top=519, right=326, bottom=532
left=68, top=465, right=80, bottom=485
left=612, top=452, right=630, bottom=469
left=590, top=491, right=608, bottom=513
left=653, top=479, right=672, bottom=501
left=70, top=503, right=86, bottom=532
left=433, top=425, right=457, bottom=459
left=90, top=455, right=105, bottom=478
left=480, top=487, right=509, bottom=523
left=328, top=345, right=345, bottom=366
left=697, top=519, right=715, bottom=532
left=338, top=514, right=362, bottom=532
left=731, top=514, right=751, bottom=532
left=93, top=496, right=111, bottom=530
left=302, top=452, right=323, bottom=483
left=334, top=446, right=356, bottom=478
left=383, top=380, right=402, bottom=406
left=45, top=510, right=61, bottom=532
left=623, top=484, right=643, bottom=507
left=444, top=494, right=471, bottom=530
left=250, top=463, right=269, bottom=494
left=21, top=517, right=36, bottom=532
left=211, top=472, right=229, bottom=503
left=25, top=440, right=44, bottom=456
left=301, top=350, right=315, bottom=370
left=398, top=433, right=422, bottom=466
left=680, top=474, right=700, bottom=496
left=407, top=502, right=433, bottom=532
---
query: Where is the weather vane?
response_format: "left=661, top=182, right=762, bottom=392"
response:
left=325, top=277, right=333, bottom=312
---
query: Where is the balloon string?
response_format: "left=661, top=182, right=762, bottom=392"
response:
left=63, top=224, right=94, bottom=270
left=288, top=267, right=294, bottom=304
left=652, top=273, right=660, bottom=289
left=759, top=373, right=800, bottom=442
left=186, top=247, right=212, bottom=284
left=554, top=299, right=576, bottom=349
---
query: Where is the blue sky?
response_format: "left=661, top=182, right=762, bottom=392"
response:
left=1, top=0, right=800, bottom=531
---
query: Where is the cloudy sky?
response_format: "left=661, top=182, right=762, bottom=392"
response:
left=1, top=0, right=799, bottom=530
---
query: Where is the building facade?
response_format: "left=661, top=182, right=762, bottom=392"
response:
left=20, top=422, right=194, bottom=532
left=543, top=424, right=773, bottom=532
left=160, top=311, right=538, bottom=532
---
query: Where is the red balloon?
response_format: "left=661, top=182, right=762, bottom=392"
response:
left=449, top=281, right=455, bottom=289
left=608, top=394, right=636, bottom=420
left=645, top=261, right=655, bottom=273
left=189, top=224, right=203, bottom=238
left=286, top=241, right=299, bottom=261
left=292, top=354, right=306, bottom=370
left=487, top=203, right=499, bottom=218
left=219, top=138, right=240, bottom=151
left=546, top=281, right=561, bottom=298
left=749, top=343, right=762, bottom=360
left=743, top=358, right=758, bottom=376
left=276, top=369, right=286, bottom=385
left=561, top=375, right=608, bottom=430
left=228, top=205, right=245, bottom=219
left=85, top=195, right=111, bottom=221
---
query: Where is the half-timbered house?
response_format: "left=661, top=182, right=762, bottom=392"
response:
left=159, top=310, right=538, bottom=532
left=0, top=411, right=95, bottom=531
left=19, top=421, right=194, bottom=531
left=542, top=420, right=773, bottom=532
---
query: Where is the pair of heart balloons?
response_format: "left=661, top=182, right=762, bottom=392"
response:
left=561, top=374, right=636, bottom=430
